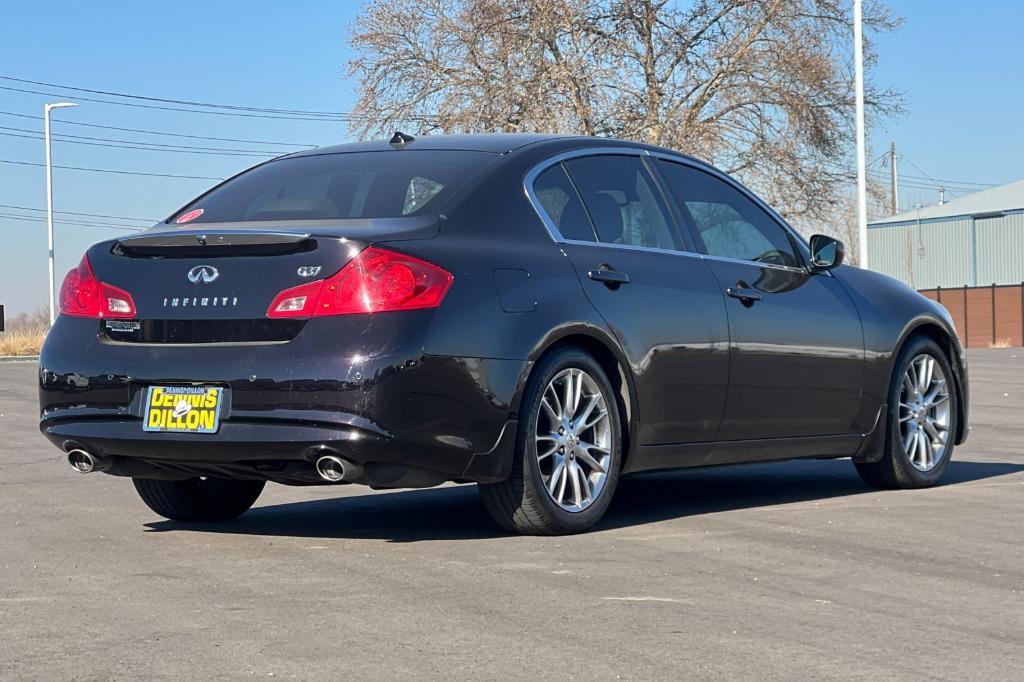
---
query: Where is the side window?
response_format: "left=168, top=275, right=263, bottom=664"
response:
left=563, top=155, right=680, bottom=251
left=657, top=160, right=801, bottom=268
left=532, top=164, right=598, bottom=242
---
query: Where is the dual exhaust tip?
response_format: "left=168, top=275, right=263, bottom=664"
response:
left=67, top=447, right=359, bottom=483
left=67, top=448, right=109, bottom=474
left=314, top=455, right=362, bottom=483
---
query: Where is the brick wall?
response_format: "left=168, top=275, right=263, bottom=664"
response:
left=919, top=284, right=1024, bottom=348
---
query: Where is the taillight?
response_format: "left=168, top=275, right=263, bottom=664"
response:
left=59, top=254, right=137, bottom=319
left=267, top=247, right=452, bottom=319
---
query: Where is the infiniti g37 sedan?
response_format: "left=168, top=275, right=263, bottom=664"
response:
left=39, top=133, right=969, bottom=535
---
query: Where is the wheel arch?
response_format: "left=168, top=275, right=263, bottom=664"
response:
left=895, top=316, right=968, bottom=444
left=518, top=325, right=639, bottom=469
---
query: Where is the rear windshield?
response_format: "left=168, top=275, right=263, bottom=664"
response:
left=169, top=150, right=496, bottom=224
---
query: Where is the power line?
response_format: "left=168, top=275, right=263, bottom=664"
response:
left=0, top=211, right=140, bottom=228
left=0, top=84, right=355, bottom=122
left=867, top=152, right=888, bottom=168
left=901, top=171, right=995, bottom=189
left=0, top=130, right=279, bottom=158
left=0, top=124, right=290, bottom=155
left=0, top=212, right=146, bottom=231
left=866, top=167, right=995, bottom=190
left=0, top=76, right=437, bottom=123
left=0, top=203, right=157, bottom=223
left=897, top=153, right=997, bottom=189
left=866, top=170, right=988, bottom=194
left=0, top=110, right=317, bottom=147
left=0, top=75, right=349, bottom=117
left=0, top=158, right=224, bottom=181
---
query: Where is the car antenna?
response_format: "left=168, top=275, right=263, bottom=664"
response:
left=389, top=131, right=415, bottom=149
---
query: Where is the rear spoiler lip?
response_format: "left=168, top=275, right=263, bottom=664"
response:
left=117, top=216, right=440, bottom=247
left=116, top=230, right=312, bottom=249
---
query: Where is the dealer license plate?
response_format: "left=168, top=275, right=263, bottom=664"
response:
left=143, top=385, right=224, bottom=434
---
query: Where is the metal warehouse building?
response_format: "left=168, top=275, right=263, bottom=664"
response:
left=868, top=179, right=1024, bottom=290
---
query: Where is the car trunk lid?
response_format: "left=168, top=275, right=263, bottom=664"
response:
left=88, top=217, right=437, bottom=333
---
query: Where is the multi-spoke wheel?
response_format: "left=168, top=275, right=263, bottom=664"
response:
left=479, top=348, right=622, bottom=534
left=536, top=368, right=613, bottom=512
left=897, top=353, right=951, bottom=472
left=855, top=335, right=958, bottom=489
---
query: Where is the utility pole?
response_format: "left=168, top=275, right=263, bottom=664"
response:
left=44, top=101, right=79, bottom=324
left=853, top=0, right=868, bottom=268
left=890, top=142, right=899, bottom=215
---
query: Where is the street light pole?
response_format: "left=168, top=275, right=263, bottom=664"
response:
left=44, top=101, right=78, bottom=324
left=853, top=0, right=868, bottom=269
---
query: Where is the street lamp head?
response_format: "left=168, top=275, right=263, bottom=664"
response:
left=45, top=102, right=78, bottom=112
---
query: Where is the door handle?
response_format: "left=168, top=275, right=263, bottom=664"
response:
left=588, top=266, right=630, bottom=288
left=726, top=286, right=762, bottom=304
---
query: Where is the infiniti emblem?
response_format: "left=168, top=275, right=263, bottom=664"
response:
left=187, top=265, right=219, bottom=284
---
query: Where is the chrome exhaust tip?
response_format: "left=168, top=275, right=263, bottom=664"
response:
left=67, top=449, right=105, bottom=474
left=315, top=455, right=361, bottom=483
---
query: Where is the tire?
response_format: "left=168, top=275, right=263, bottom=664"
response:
left=855, top=335, right=958, bottom=489
left=479, top=347, right=623, bottom=535
left=132, top=477, right=265, bottom=522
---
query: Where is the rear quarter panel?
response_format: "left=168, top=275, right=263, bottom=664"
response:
left=388, top=143, right=622, bottom=395
left=373, top=154, right=628, bottom=476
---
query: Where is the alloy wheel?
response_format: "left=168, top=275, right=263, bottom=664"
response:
left=535, top=368, right=613, bottom=512
left=898, top=353, right=951, bottom=472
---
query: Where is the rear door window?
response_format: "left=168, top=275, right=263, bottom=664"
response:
left=563, top=155, right=681, bottom=251
left=170, top=150, right=496, bottom=223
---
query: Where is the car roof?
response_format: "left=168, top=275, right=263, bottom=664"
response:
left=285, top=133, right=571, bottom=157
left=281, top=133, right=707, bottom=164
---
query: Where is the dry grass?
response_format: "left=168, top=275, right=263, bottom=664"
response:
left=1, top=307, right=49, bottom=356
left=0, top=329, right=47, bottom=356
left=990, top=338, right=1014, bottom=349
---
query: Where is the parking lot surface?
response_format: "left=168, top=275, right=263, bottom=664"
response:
left=1, top=349, right=1022, bottom=679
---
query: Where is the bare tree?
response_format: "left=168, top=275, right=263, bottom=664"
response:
left=346, top=0, right=901, bottom=226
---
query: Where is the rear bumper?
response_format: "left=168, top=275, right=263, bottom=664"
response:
left=41, top=416, right=518, bottom=486
left=39, top=314, right=525, bottom=485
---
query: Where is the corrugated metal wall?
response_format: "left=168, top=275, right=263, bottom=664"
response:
left=975, top=212, right=1024, bottom=285
left=868, top=223, right=915, bottom=284
left=868, top=211, right=1024, bottom=289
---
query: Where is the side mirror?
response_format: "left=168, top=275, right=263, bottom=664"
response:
left=809, top=234, right=845, bottom=271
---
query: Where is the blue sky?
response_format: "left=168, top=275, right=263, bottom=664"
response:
left=1, top=0, right=1022, bottom=316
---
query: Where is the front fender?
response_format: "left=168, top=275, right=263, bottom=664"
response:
left=832, top=266, right=969, bottom=443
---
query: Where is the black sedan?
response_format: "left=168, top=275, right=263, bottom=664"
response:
left=39, top=133, right=969, bottom=535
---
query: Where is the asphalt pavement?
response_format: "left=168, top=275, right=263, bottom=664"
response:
left=1, top=349, right=1022, bottom=679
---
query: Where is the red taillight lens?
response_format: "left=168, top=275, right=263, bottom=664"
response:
left=59, top=254, right=136, bottom=319
left=267, top=247, right=453, bottom=319
left=266, top=280, right=323, bottom=319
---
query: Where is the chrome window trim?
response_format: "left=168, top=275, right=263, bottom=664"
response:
left=558, top=237, right=705, bottom=262
left=700, top=252, right=808, bottom=273
left=523, top=146, right=656, bottom=244
left=523, top=145, right=814, bottom=275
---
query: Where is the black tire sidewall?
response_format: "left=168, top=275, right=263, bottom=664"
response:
left=518, top=349, right=622, bottom=533
left=886, top=336, right=957, bottom=486
left=133, top=477, right=265, bottom=522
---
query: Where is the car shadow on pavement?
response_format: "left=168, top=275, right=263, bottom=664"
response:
left=144, top=458, right=1024, bottom=542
